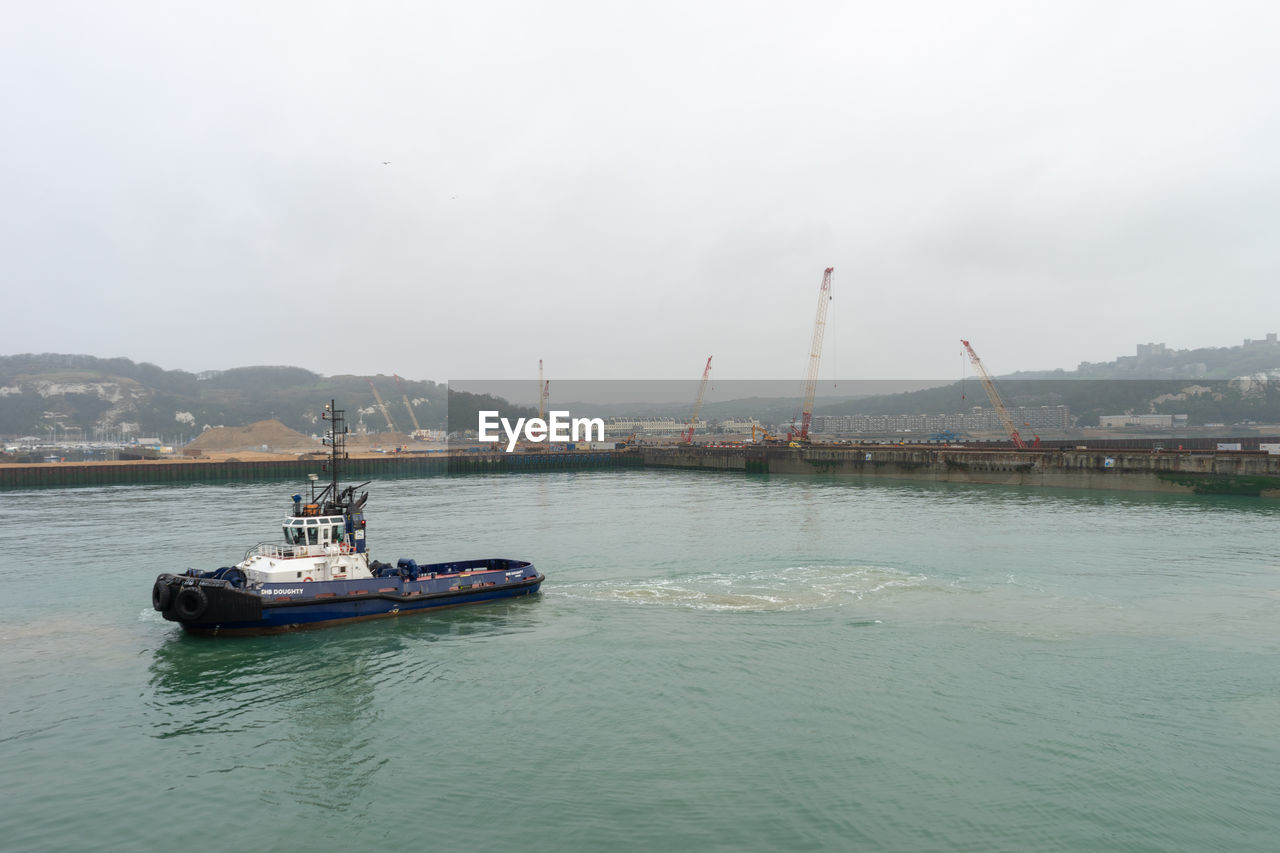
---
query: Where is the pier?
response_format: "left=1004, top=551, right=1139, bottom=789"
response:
left=642, top=444, right=1280, bottom=497
left=5, top=443, right=1280, bottom=497
left=0, top=449, right=642, bottom=489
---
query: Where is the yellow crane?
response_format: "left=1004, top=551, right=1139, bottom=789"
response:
left=393, top=374, right=423, bottom=435
left=368, top=380, right=398, bottom=434
left=751, top=424, right=780, bottom=443
left=682, top=356, right=713, bottom=444
left=391, top=373, right=427, bottom=438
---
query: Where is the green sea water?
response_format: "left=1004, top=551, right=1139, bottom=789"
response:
left=2, top=470, right=1279, bottom=851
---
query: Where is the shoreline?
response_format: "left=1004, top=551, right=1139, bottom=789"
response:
left=3, top=443, right=1280, bottom=496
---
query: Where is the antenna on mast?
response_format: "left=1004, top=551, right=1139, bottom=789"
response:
left=320, top=400, right=348, bottom=500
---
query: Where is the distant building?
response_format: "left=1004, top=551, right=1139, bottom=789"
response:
left=718, top=418, right=760, bottom=433
left=812, top=405, right=1071, bottom=435
left=1243, top=333, right=1278, bottom=347
left=1098, top=414, right=1175, bottom=429
left=604, top=417, right=702, bottom=438
left=1136, top=342, right=1168, bottom=359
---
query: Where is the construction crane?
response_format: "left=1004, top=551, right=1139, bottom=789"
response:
left=791, top=267, right=834, bottom=442
left=751, top=424, right=780, bottom=443
left=537, top=360, right=550, bottom=422
left=367, top=380, right=398, bottom=434
left=682, top=356, right=713, bottom=444
left=960, top=339, right=1036, bottom=449
left=394, top=374, right=424, bottom=437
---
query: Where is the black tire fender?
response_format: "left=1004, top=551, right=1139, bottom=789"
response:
left=173, top=586, right=208, bottom=622
left=152, top=580, right=172, bottom=611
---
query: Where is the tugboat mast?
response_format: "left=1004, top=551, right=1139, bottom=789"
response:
left=306, top=400, right=352, bottom=512
left=322, top=399, right=347, bottom=499
left=150, top=395, right=543, bottom=633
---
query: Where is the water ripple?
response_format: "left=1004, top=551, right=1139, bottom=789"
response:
left=556, top=563, right=929, bottom=612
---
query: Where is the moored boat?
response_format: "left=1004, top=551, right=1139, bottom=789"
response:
left=151, top=401, right=543, bottom=635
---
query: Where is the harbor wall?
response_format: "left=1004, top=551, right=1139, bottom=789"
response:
left=6, top=444, right=1280, bottom=498
left=0, top=450, right=642, bottom=489
left=642, top=445, right=1280, bottom=497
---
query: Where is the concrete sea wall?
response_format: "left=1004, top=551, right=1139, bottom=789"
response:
left=5, top=444, right=1278, bottom=497
left=643, top=445, right=1280, bottom=497
left=0, top=450, right=642, bottom=489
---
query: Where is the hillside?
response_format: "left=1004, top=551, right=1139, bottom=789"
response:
left=0, top=354, right=532, bottom=442
left=816, top=337, right=1280, bottom=427
left=3, top=335, right=1278, bottom=440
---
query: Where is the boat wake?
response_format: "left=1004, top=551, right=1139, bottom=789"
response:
left=556, top=563, right=926, bottom=612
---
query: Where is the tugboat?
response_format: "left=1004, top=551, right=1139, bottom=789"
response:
left=151, top=401, right=543, bottom=635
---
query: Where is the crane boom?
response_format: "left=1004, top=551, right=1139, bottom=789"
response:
left=798, top=267, right=834, bottom=440
left=537, top=360, right=549, bottom=422
left=368, top=380, right=398, bottom=433
left=959, top=339, right=1027, bottom=449
left=393, top=374, right=423, bottom=433
left=682, top=356, right=713, bottom=444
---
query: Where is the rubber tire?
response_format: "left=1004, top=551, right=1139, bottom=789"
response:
left=152, top=580, right=172, bottom=611
left=173, top=586, right=208, bottom=622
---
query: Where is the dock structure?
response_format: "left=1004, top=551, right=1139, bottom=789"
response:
left=0, top=450, right=641, bottom=489
left=641, top=444, right=1280, bottom=497
left=4, top=444, right=1280, bottom=497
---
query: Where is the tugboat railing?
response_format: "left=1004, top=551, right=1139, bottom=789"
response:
left=245, top=542, right=322, bottom=561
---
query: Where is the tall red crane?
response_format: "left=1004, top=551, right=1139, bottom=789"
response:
left=682, top=356, right=713, bottom=444
left=960, top=339, right=1030, bottom=449
left=794, top=267, right=834, bottom=441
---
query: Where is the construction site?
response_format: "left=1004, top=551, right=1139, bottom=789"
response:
left=4, top=267, right=1279, bottom=495
left=634, top=267, right=1279, bottom=497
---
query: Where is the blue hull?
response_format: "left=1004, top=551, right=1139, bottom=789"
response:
left=155, top=558, right=543, bottom=636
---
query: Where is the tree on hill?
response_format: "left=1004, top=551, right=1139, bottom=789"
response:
left=446, top=389, right=537, bottom=435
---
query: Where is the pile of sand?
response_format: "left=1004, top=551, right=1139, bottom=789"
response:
left=186, top=420, right=322, bottom=453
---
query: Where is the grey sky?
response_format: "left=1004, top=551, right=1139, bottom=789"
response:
left=3, top=1, right=1278, bottom=383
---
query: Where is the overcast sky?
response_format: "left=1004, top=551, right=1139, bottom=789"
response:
left=3, top=1, right=1279, bottom=384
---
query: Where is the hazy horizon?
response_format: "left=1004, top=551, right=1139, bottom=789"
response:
left=4, top=3, right=1279, bottom=381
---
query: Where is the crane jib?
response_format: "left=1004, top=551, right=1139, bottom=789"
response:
left=799, top=267, right=835, bottom=440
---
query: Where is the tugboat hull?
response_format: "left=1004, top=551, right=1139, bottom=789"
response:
left=154, top=559, right=543, bottom=636
left=148, top=402, right=544, bottom=637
